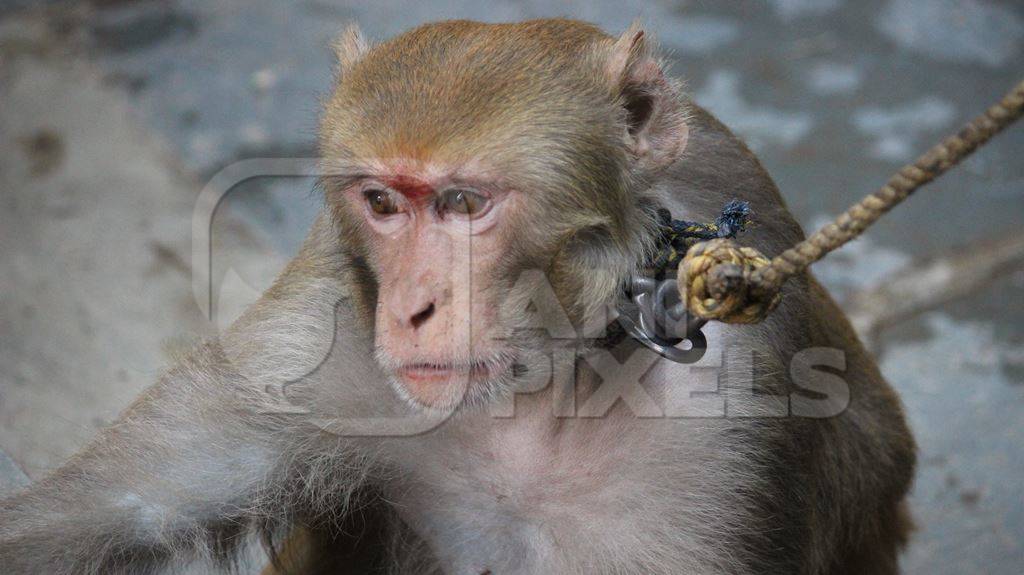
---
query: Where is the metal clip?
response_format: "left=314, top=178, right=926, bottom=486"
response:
left=615, top=277, right=707, bottom=363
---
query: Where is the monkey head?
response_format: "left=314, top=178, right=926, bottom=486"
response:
left=318, top=20, right=689, bottom=408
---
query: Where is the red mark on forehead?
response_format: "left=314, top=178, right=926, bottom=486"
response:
left=384, top=176, right=435, bottom=202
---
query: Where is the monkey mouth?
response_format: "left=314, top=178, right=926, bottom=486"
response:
left=397, top=360, right=496, bottom=384
left=382, top=351, right=518, bottom=408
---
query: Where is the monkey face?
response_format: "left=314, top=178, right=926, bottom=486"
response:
left=328, top=159, right=526, bottom=408
left=319, top=20, right=691, bottom=408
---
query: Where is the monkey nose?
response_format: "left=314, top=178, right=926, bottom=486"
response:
left=389, top=275, right=442, bottom=330
left=408, top=301, right=435, bottom=330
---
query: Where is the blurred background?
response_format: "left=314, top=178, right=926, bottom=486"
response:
left=0, top=1, right=1022, bottom=572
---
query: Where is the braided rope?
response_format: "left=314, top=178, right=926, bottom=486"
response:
left=681, top=79, right=1024, bottom=324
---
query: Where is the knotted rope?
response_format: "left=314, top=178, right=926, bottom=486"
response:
left=679, top=79, right=1024, bottom=325
left=647, top=200, right=753, bottom=277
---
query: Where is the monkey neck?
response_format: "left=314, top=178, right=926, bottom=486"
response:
left=593, top=312, right=633, bottom=351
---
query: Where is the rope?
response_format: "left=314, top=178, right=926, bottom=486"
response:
left=647, top=200, right=752, bottom=277
left=679, top=78, right=1024, bottom=324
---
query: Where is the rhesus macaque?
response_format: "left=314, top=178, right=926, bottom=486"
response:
left=0, top=19, right=915, bottom=575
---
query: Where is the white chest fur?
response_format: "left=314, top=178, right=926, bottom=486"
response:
left=381, top=375, right=748, bottom=575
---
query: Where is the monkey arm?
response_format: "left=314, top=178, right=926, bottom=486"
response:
left=0, top=215, right=379, bottom=574
left=0, top=343, right=292, bottom=574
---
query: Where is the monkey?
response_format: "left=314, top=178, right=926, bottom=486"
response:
left=0, top=19, right=916, bottom=575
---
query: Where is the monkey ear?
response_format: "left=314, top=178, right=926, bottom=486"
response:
left=332, top=23, right=371, bottom=72
left=606, top=23, right=688, bottom=171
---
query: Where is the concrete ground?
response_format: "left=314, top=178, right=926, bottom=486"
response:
left=1, top=1, right=1022, bottom=573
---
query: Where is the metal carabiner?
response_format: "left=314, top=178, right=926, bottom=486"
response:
left=616, top=277, right=708, bottom=364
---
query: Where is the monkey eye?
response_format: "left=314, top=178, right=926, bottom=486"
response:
left=438, top=188, right=490, bottom=218
left=363, top=188, right=403, bottom=216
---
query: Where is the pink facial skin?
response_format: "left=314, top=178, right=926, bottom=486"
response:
left=383, top=175, right=435, bottom=203
left=343, top=165, right=517, bottom=407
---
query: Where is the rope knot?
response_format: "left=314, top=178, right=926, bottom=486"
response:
left=678, top=239, right=781, bottom=324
